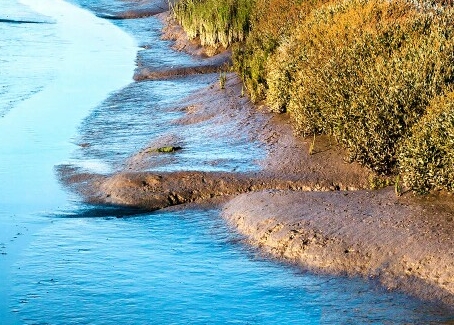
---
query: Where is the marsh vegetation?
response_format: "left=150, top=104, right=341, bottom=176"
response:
left=173, top=0, right=454, bottom=193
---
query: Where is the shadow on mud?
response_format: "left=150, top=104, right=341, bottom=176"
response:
left=50, top=203, right=149, bottom=219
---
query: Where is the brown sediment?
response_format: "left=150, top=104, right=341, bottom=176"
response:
left=62, top=9, right=454, bottom=309
left=80, top=170, right=364, bottom=211
left=96, top=0, right=175, bottom=20
left=222, top=189, right=454, bottom=307
left=97, top=9, right=165, bottom=19
left=65, top=73, right=371, bottom=208
left=133, top=51, right=231, bottom=81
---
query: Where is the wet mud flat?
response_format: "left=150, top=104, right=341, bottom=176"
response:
left=223, top=189, right=454, bottom=307
left=61, top=2, right=454, bottom=313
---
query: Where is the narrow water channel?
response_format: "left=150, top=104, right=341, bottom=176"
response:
left=0, top=0, right=453, bottom=324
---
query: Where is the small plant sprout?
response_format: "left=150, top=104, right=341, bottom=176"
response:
left=241, top=84, right=245, bottom=98
left=146, top=146, right=182, bottom=154
left=219, top=72, right=227, bottom=89
left=309, top=134, right=316, bottom=155
left=395, top=175, right=402, bottom=197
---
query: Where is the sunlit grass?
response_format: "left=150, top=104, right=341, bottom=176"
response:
left=172, top=0, right=253, bottom=49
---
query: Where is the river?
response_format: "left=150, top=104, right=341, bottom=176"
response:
left=0, top=0, right=452, bottom=324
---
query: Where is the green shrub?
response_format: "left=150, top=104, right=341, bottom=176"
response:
left=398, top=91, right=454, bottom=193
left=266, top=0, right=454, bottom=173
left=233, top=0, right=329, bottom=103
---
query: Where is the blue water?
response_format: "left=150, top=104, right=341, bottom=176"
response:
left=0, top=0, right=453, bottom=324
left=0, top=3, right=56, bottom=118
left=10, top=209, right=454, bottom=324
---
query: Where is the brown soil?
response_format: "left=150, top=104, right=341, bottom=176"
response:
left=222, top=189, right=454, bottom=307
left=62, top=10, right=454, bottom=309
left=68, top=73, right=372, bottom=209
left=133, top=53, right=230, bottom=81
left=97, top=0, right=176, bottom=19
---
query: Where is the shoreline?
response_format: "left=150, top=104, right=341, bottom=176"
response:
left=65, top=9, right=454, bottom=310
left=222, top=189, right=454, bottom=307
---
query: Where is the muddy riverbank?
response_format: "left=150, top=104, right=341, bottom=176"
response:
left=223, top=189, right=454, bottom=307
left=64, top=10, right=454, bottom=310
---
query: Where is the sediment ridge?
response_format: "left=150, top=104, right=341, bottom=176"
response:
left=222, top=189, right=454, bottom=307
left=133, top=51, right=231, bottom=81
left=95, top=0, right=174, bottom=20
left=73, top=171, right=358, bottom=210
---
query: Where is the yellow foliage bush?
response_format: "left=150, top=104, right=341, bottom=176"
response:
left=399, top=91, right=454, bottom=193
left=233, top=0, right=330, bottom=102
left=267, top=0, right=454, bottom=173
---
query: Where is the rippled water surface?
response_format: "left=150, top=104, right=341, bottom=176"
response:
left=1, top=0, right=453, bottom=324
left=0, top=2, right=57, bottom=118
left=10, top=208, right=454, bottom=324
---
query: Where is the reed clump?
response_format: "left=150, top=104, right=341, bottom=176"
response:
left=172, top=0, right=254, bottom=49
